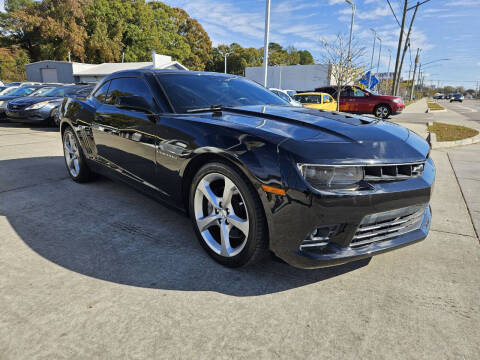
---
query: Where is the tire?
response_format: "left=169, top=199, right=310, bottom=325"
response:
left=189, top=162, right=268, bottom=267
left=62, top=127, right=94, bottom=183
left=374, top=104, right=391, bottom=119
left=52, top=108, right=60, bottom=127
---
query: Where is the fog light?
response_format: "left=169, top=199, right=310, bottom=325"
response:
left=300, top=225, right=341, bottom=250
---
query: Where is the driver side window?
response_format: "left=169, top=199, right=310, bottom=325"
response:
left=93, top=81, right=110, bottom=103
left=106, top=77, right=155, bottom=111
left=353, top=89, right=366, bottom=97
left=340, top=88, right=354, bottom=97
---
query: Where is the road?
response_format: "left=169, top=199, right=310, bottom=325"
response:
left=0, top=122, right=479, bottom=359
left=439, top=99, right=480, bottom=123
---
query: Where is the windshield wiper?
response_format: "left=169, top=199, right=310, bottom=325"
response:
left=185, top=104, right=223, bottom=113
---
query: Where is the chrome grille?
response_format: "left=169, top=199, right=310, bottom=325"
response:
left=364, top=162, right=424, bottom=181
left=351, top=204, right=427, bottom=247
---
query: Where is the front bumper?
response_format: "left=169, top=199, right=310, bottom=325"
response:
left=6, top=107, right=52, bottom=123
left=261, top=157, right=435, bottom=269
left=392, top=103, right=405, bottom=115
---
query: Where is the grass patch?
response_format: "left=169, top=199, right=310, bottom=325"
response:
left=428, top=122, right=479, bottom=142
left=427, top=101, right=445, bottom=111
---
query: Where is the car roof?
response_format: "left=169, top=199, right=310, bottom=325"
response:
left=103, top=69, right=236, bottom=82
left=296, top=92, right=331, bottom=96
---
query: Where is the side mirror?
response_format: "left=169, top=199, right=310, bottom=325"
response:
left=115, top=96, right=152, bottom=113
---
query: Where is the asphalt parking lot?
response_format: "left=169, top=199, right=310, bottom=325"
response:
left=0, top=122, right=479, bottom=359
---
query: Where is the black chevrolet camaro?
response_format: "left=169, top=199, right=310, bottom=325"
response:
left=59, top=69, right=435, bottom=269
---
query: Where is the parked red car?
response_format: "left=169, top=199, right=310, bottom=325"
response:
left=315, top=85, right=405, bottom=119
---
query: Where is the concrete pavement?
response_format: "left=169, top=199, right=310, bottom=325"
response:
left=0, top=122, right=479, bottom=359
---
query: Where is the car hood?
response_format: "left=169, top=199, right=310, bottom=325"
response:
left=0, top=95, right=23, bottom=101
left=198, top=105, right=429, bottom=164
left=9, top=96, right=62, bottom=105
left=372, top=94, right=402, bottom=101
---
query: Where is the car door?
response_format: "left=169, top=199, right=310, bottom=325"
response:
left=92, top=76, right=159, bottom=187
left=339, top=87, right=354, bottom=112
left=322, top=94, right=336, bottom=111
left=351, top=87, right=371, bottom=113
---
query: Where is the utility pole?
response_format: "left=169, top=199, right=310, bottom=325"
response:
left=392, top=0, right=408, bottom=95
left=395, top=2, right=420, bottom=95
left=262, top=0, right=271, bottom=87
left=368, top=28, right=377, bottom=89
left=410, top=48, right=420, bottom=100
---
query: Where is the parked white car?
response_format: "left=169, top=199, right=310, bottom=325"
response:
left=269, top=88, right=302, bottom=107
left=0, top=86, right=20, bottom=95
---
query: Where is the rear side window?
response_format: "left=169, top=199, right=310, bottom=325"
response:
left=340, top=88, right=354, bottom=97
left=323, top=94, right=332, bottom=103
left=274, top=91, right=290, bottom=102
left=106, top=77, right=155, bottom=110
left=93, top=81, right=110, bottom=103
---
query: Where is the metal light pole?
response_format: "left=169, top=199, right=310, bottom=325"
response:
left=262, top=0, right=271, bottom=87
left=376, top=36, right=382, bottom=74
left=220, top=50, right=232, bottom=74
left=345, top=0, right=356, bottom=62
left=410, top=48, right=420, bottom=101
left=368, top=28, right=377, bottom=89
left=387, top=49, right=392, bottom=77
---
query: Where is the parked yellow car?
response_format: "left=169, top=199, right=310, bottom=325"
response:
left=293, top=92, right=337, bottom=111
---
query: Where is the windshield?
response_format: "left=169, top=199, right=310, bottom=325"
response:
left=9, top=87, right=37, bottom=96
left=157, top=74, right=288, bottom=113
left=294, top=94, right=321, bottom=104
left=273, top=91, right=291, bottom=102
left=29, top=87, right=56, bottom=96
left=42, top=86, right=79, bottom=97
left=0, top=87, right=18, bottom=95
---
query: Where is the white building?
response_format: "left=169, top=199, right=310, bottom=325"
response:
left=26, top=52, right=187, bottom=84
left=245, top=64, right=334, bottom=92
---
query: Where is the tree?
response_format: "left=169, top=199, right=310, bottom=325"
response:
left=206, top=42, right=314, bottom=75
left=319, top=34, right=365, bottom=111
left=4, top=0, right=33, bottom=12
left=0, top=46, right=29, bottom=81
left=298, top=50, right=314, bottom=65
left=1, top=0, right=89, bottom=62
left=168, top=6, right=212, bottom=70
left=0, top=0, right=213, bottom=68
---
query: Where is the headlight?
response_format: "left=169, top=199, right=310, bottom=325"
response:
left=25, top=101, right=51, bottom=110
left=393, top=98, right=403, bottom=104
left=0, top=101, right=6, bottom=108
left=298, top=164, right=364, bottom=190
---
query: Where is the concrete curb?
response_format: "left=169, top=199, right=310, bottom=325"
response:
left=428, top=121, right=480, bottom=149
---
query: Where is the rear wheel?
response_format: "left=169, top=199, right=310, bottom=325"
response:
left=189, top=162, right=267, bottom=267
left=63, top=127, right=94, bottom=182
left=374, top=104, right=391, bottom=119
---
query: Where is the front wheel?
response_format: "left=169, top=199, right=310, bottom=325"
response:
left=374, top=104, right=391, bottom=119
left=189, top=162, right=267, bottom=267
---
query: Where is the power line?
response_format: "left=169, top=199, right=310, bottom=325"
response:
left=386, top=0, right=401, bottom=27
